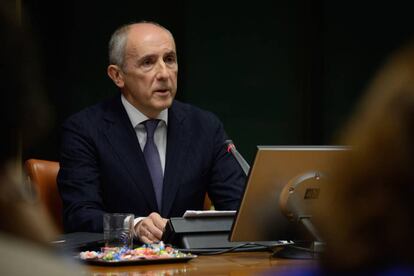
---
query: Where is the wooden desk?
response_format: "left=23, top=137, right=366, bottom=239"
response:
left=84, top=251, right=317, bottom=275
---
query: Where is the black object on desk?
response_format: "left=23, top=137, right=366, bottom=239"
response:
left=51, top=232, right=105, bottom=251
left=162, top=215, right=248, bottom=250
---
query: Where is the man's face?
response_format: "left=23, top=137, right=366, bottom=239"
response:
left=115, top=24, right=178, bottom=118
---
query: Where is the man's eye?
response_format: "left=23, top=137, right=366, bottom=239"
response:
left=141, top=59, right=153, bottom=67
left=165, top=56, right=176, bottom=64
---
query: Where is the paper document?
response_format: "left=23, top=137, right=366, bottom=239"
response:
left=183, top=210, right=236, bottom=218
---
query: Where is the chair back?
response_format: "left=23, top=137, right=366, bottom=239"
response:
left=24, top=159, right=62, bottom=231
left=204, top=194, right=212, bottom=210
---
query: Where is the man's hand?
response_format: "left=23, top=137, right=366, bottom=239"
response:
left=135, top=212, right=168, bottom=244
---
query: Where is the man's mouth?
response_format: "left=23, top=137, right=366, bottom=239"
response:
left=154, top=88, right=169, bottom=94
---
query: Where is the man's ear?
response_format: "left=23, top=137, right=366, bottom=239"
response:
left=107, top=65, right=125, bottom=88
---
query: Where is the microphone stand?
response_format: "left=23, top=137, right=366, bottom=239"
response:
left=224, top=140, right=250, bottom=176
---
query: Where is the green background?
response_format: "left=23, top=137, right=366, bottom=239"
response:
left=23, top=0, right=414, bottom=164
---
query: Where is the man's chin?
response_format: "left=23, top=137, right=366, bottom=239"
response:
left=154, top=98, right=174, bottom=111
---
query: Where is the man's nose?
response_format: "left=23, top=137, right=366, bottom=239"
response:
left=155, top=61, right=169, bottom=79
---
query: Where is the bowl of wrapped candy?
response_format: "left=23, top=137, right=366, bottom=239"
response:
left=79, top=241, right=196, bottom=266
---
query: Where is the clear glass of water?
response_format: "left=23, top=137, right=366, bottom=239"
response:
left=103, top=213, right=134, bottom=248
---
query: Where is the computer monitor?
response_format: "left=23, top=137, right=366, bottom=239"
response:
left=229, top=146, right=349, bottom=243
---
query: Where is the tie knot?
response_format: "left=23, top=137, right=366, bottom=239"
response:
left=143, top=119, right=160, bottom=139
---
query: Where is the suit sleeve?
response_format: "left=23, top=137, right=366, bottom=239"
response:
left=206, top=114, right=246, bottom=210
left=57, top=115, right=105, bottom=233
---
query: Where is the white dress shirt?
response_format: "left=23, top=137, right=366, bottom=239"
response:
left=121, top=94, right=168, bottom=230
left=121, top=95, right=168, bottom=172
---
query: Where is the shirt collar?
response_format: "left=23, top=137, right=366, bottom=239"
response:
left=121, top=94, right=168, bottom=128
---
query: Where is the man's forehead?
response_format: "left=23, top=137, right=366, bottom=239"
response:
left=126, top=42, right=176, bottom=59
left=125, top=24, right=176, bottom=57
left=128, top=23, right=174, bottom=44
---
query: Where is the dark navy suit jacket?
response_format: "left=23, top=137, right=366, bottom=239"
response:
left=57, top=95, right=246, bottom=233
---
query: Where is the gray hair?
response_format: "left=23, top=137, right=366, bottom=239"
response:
left=108, top=21, right=173, bottom=69
left=108, top=24, right=131, bottom=68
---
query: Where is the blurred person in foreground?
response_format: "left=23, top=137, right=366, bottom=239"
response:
left=0, top=3, right=80, bottom=275
left=315, top=41, right=414, bottom=275
left=263, top=42, right=414, bottom=275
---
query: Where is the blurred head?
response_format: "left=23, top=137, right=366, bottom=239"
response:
left=0, top=5, right=51, bottom=167
left=107, top=22, right=178, bottom=118
left=0, top=4, right=56, bottom=243
left=316, top=41, right=414, bottom=270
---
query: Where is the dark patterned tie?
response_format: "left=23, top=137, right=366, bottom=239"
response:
left=142, top=119, right=163, bottom=211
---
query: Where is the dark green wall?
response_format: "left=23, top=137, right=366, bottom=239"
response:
left=23, top=0, right=414, bottom=164
left=180, top=2, right=314, bottom=161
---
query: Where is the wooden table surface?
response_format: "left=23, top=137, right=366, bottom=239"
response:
left=83, top=251, right=317, bottom=275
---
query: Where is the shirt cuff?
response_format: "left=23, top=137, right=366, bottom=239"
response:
left=133, top=217, right=145, bottom=238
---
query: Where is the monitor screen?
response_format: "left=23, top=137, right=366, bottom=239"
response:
left=229, top=145, right=349, bottom=242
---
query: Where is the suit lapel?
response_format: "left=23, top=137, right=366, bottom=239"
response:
left=161, top=102, right=191, bottom=216
left=102, top=96, right=158, bottom=211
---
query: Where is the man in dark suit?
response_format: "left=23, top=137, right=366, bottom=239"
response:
left=57, top=22, right=245, bottom=243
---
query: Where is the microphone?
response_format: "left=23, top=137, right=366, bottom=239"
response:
left=224, top=140, right=250, bottom=176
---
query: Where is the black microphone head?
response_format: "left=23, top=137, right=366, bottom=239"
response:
left=224, top=139, right=250, bottom=176
left=224, top=140, right=235, bottom=153
left=224, top=139, right=233, bottom=147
